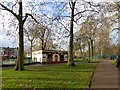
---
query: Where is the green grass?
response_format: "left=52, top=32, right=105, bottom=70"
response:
left=74, top=58, right=100, bottom=63
left=74, top=58, right=89, bottom=63
left=2, top=63, right=98, bottom=89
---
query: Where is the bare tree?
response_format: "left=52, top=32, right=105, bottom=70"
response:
left=0, top=0, right=38, bottom=71
left=48, top=0, right=100, bottom=66
left=24, top=20, right=38, bottom=59
left=33, top=23, right=54, bottom=50
left=74, top=32, right=89, bottom=59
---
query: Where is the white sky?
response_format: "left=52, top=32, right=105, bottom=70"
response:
left=0, top=0, right=116, bottom=48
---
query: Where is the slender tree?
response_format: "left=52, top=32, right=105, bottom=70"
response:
left=57, top=0, right=100, bottom=66
left=67, top=0, right=76, bottom=66
left=24, top=22, right=38, bottom=59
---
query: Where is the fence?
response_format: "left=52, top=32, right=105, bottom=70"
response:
left=1, top=58, right=37, bottom=65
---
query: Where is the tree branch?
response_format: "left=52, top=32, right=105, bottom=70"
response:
left=23, top=13, right=39, bottom=24
left=0, top=3, right=19, bottom=20
left=12, top=2, right=17, bottom=11
left=56, top=19, right=69, bottom=32
left=86, top=1, right=100, bottom=8
left=73, top=14, right=85, bottom=25
left=69, top=1, right=72, bottom=9
left=74, top=9, right=99, bottom=17
left=111, top=28, right=120, bottom=32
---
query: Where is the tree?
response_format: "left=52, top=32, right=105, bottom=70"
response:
left=93, top=2, right=117, bottom=57
left=74, top=32, right=89, bottom=59
left=67, top=0, right=100, bottom=66
left=50, top=0, right=100, bottom=66
left=0, top=0, right=37, bottom=71
left=24, top=20, right=38, bottom=59
left=74, top=7, right=114, bottom=59
left=75, top=15, right=99, bottom=59
left=31, top=22, right=54, bottom=50
left=103, top=1, right=120, bottom=55
left=67, top=0, right=76, bottom=66
left=36, top=24, right=51, bottom=50
left=112, top=1, right=120, bottom=55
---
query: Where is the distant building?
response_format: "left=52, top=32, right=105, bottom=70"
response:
left=32, top=50, right=68, bottom=64
left=0, top=47, right=18, bottom=60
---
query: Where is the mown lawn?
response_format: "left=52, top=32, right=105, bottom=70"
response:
left=2, top=63, right=97, bottom=89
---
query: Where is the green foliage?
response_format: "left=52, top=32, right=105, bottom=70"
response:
left=2, top=63, right=97, bottom=88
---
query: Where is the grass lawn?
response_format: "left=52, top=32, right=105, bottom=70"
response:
left=2, top=63, right=98, bottom=89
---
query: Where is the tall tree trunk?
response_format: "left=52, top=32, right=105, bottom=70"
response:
left=88, top=41, right=90, bottom=60
left=91, top=39, right=94, bottom=58
left=78, top=43, right=83, bottom=59
left=41, top=39, right=44, bottom=50
left=30, top=40, right=32, bottom=59
left=14, top=1, right=24, bottom=71
left=82, top=44, right=86, bottom=60
left=67, top=2, right=75, bottom=66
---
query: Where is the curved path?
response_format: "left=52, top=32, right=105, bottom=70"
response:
left=91, top=60, right=119, bottom=90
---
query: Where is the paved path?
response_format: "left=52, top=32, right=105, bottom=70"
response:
left=91, top=60, right=119, bottom=90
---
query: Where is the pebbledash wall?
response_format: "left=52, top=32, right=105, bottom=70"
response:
left=32, top=50, right=68, bottom=64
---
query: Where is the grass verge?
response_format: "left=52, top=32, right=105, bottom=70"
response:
left=2, top=63, right=97, bottom=89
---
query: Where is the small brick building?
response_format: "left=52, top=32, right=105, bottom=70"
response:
left=32, top=50, right=68, bottom=64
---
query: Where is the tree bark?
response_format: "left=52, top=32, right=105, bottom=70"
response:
left=41, top=39, right=44, bottom=50
left=91, top=39, right=94, bottom=58
left=88, top=41, right=91, bottom=60
left=78, top=43, right=83, bottom=59
left=30, top=40, right=32, bottom=59
left=67, top=2, right=75, bottom=66
left=14, top=1, right=24, bottom=71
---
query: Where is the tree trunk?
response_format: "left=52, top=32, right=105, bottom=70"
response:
left=88, top=41, right=91, bottom=60
left=78, top=43, right=83, bottom=59
left=87, top=41, right=91, bottom=63
left=30, top=40, right=32, bottom=59
left=91, top=39, right=94, bottom=58
left=14, top=1, right=24, bottom=71
left=67, top=2, right=75, bottom=66
left=41, top=39, right=44, bottom=50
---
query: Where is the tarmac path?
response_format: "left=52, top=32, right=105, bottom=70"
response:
left=91, top=60, right=119, bottom=90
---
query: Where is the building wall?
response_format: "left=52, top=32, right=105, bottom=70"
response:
left=0, top=48, right=4, bottom=55
left=32, top=50, right=43, bottom=63
left=32, top=50, right=68, bottom=63
left=0, top=47, right=18, bottom=60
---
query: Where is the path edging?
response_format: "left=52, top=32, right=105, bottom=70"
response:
left=88, top=62, right=99, bottom=90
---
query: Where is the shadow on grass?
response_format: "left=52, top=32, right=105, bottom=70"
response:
left=23, top=63, right=96, bottom=73
left=24, top=69, right=92, bottom=73
left=2, top=63, right=95, bottom=88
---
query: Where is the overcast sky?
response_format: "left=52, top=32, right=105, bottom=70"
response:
left=0, top=0, right=116, bottom=48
